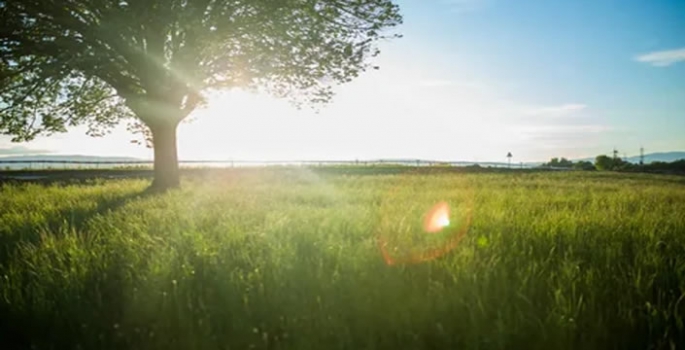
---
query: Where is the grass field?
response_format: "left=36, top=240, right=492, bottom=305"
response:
left=1, top=168, right=684, bottom=349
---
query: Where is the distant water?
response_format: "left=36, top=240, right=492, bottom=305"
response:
left=0, top=162, right=147, bottom=171
left=0, top=160, right=536, bottom=171
left=0, top=161, right=310, bottom=171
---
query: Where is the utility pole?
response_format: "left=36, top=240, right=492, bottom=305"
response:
left=612, top=148, right=619, bottom=161
left=640, top=146, right=644, bottom=166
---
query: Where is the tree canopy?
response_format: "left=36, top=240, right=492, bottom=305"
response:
left=543, top=157, right=573, bottom=168
left=0, top=0, right=402, bottom=189
left=594, top=154, right=629, bottom=171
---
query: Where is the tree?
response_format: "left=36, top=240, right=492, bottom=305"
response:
left=0, top=0, right=402, bottom=190
left=543, top=157, right=574, bottom=168
left=644, top=159, right=685, bottom=173
left=548, top=157, right=560, bottom=167
left=573, top=160, right=595, bottom=171
left=595, top=155, right=614, bottom=171
left=558, top=157, right=573, bottom=168
left=595, top=154, right=630, bottom=171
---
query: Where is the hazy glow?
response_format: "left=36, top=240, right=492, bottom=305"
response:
left=4, top=58, right=617, bottom=163
left=16, top=47, right=612, bottom=163
left=174, top=61, right=529, bottom=162
left=5, top=0, right=684, bottom=161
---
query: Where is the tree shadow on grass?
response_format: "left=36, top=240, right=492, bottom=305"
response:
left=0, top=186, right=162, bottom=349
left=0, top=257, right=136, bottom=350
left=0, top=187, right=155, bottom=267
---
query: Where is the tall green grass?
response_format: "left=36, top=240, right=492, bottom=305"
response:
left=1, top=169, right=684, bottom=349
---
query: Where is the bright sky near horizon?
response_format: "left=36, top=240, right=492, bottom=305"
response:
left=1, top=0, right=684, bottom=162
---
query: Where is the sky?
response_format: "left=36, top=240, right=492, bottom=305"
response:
left=1, top=0, right=684, bottom=162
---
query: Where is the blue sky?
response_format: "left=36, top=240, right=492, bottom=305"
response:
left=1, top=0, right=684, bottom=162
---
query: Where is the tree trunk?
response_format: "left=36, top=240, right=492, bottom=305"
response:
left=150, top=121, right=180, bottom=191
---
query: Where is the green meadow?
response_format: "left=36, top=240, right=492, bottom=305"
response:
left=1, top=168, right=684, bottom=349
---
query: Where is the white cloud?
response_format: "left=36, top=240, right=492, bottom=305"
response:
left=419, top=79, right=456, bottom=88
left=0, top=144, right=52, bottom=156
left=514, top=124, right=615, bottom=155
left=635, top=48, right=685, bottom=67
left=523, top=103, right=587, bottom=117
left=519, top=124, right=612, bottom=135
left=418, top=79, right=492, bottom=93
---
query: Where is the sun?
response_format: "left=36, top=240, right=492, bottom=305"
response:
left=177, top=91, right=297, bottom=161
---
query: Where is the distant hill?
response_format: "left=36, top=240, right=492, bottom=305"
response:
left=625, top=152, right=685, bottom=163
left=0, top=155, right=143, bottom=162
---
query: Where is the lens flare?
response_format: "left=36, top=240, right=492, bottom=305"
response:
left=376, top=172, right=474, bottom=266
left=423, top=201, right=450, bottom=233
left=378, top=200, right=472, bottom=266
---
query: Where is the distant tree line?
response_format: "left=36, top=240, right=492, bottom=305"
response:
left=594, top=155, right=685, bottom=173
left=541, top=157, right=595, bottom=170
left=541, top=155, right=685, bottom=174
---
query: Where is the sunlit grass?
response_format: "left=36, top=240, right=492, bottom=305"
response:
left=1, top=169, right=684, bottom=349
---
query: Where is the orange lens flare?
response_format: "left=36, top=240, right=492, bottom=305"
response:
left=423, top=201, right=450, bottom=233
left=378, top=201, right=472, bottom=266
